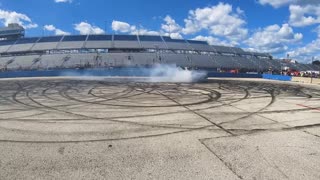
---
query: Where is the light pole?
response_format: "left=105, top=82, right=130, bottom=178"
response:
left=137, top=22, right=142, bottom=36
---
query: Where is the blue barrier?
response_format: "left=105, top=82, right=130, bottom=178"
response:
left=0, top=69, right=263, bottom=79
left=207, top=72, right=262, bottom=78
left=0, top=69, right=152, bottom=78
left=262, top=74, right=292, bottom=81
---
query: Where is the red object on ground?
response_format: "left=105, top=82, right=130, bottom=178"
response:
left=230, top=69, right=239, bottom=74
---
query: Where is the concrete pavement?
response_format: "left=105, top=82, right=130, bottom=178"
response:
left=0, top=77, right=319, bottom=179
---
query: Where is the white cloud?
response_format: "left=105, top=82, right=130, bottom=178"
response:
left=192, top=35, right=233, bottom=46
left=258, top=0, right=295, bottom=8
left=0, top=9, right=38, bottom=29
left=54, top=0, right=72, bottom=3
left=111, top=20, right=134, bottom=33
left=112, top=17, right=184, bottom=38
left=161, top=15, right=183, bottom=39
left=288, top=39, right=320, bottom=63
left=112, top=4, right=247, bottom=41
left=259, top=1, right=320, bottom=27
left=289, top=4, right=320, bottom=27
left=44, top=24, right=70, bottom=35
left=162, top=32, right=182, bottom=39
left=288, top=25, right=320, bottom=62
left=112, top=20, right=161, bottom=36
left=236, top=7, right=245, bottom=15
left=135, top=29, right=160, bottom=36
left=44, top=24, right=55, bottom=31
left=258, top=0, right=320, bottom=8
left=315, top=25, right=320, bottom=37
left=245, top=24, right=303, bottom=54
left=161, top=15, right=182, bottom=33
left=182, top=3, right=248, bottom=41
left=74, top=22, right=104, bottom=35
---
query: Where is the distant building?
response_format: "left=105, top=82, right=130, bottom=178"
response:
left=0, top=23, right=25, bottom=40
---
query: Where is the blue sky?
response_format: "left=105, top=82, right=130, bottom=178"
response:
left=0, top=0, right=320, bottom=63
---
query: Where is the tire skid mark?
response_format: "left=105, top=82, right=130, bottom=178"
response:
left=0, top=78, right=319, bottom=144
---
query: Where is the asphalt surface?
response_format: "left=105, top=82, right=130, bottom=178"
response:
left=0, top=77, right=320, bottom=179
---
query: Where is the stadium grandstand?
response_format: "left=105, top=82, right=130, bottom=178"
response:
left=0, top=24, right=319, bottom=73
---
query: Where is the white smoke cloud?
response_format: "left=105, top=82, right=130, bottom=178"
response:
left=59, top=65, right=207, bottom=83
left=149, top=64, right=207, bottom=83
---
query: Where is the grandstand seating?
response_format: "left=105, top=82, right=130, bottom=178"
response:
left=212, top=46, right=236, bottom=54
left=188, top=54, right=214, bottom=68
left=32, top=43, right=59, bottom=51
left=0, top=39, right=16, bottom=46
left=252, top=52, right=271, bottom=58
left=113, top=35, right=141, bottom=49
left=57, top=54, right=95, bottom=69
left=187, top=40, right=213, bottom=52
left=139, top=35, right=162, bottom=42
left=162, top=37, right=191, bottom=50
left=62, top=35, right=87, bottom=42
left=119, top=53, right=155, bottom=66
left=1, top=51, right=319, bottom=72
left=31, top=36, right=63, bottom=51
left=13, top=55, right=40, bottom=69
left=85, top=35, right=113, bottom=49
left=38, top=36, right=63, bottom=43
left=235, top=56, right=256, bottom=69
left=165, top=42, right=191, bottom=50
left=57, top=35, right=87, bottom=49
left=0, top=34, right=319, bottom=72
left=15, top=37, right=39, bottom=44
left=85, top=41, right=113, bottom=49
left=139, top=41, right=167, bottom=49
left=8, top=38, right=40, bottom=52
left=268, top=59, right=281, bottom=70
left=139, top=35, right=167, bottom=49
left=0, top=40, right=16, bottom=53
left=8, top=44, right=34, bottom=52
left=41, top=54, right=68, bottom=69
left=0, top=45, right=12, bottom=53
left=88, top=35, right=112, bottom=41
left=209, top=55, right=232, bottom=69
left=58, top=41, right=85, bottom=49
left=296, top=64, right=307, bottom=71
left=99, top=53, right=131, bottom=67
left=231, top=47, right=246, bottom=54
left=161, top=53, right=192, bottom=67
left=0, top=56, right=15, bottom=69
